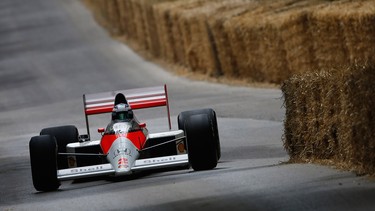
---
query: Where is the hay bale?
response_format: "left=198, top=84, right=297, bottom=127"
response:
left=283, top=64, right=375, bottom=175
left=115, top=0, right=126, bottom=36
left=318, top=70, right=340, bottom=159
left=106, top=0, right=121, bottom=35
left=224, top=0, right=311, bottom=83
left=308, top=2, right=350, bottom=69
left=128, top=0, right=149, bottom=50
left=224, top=10, right=267, bottom=82
left=279, top=9, right=315, bottom=75
left=337, top=64, right=375, bottom=174
left=115, top=0, right=134, bottom=38
left=138, top=0, right=177, bottom=57
left=340, top=0, right=375, bottom=65
left=131, top=0, right=179, bottom=54
left=283, top=71, right=328, bottom=160
left=152, top=1, right=188, bottom=63
left=152, top=0, right=219, bottom=66
left=169, top=7, right=189, bottom=66
left=176, top=0, right=247, bottom=75
left=282, top=74, right=309, bottom=159
left=207, top=1, right=259, bottom=77
left=261, top=0, right=332, bottom=82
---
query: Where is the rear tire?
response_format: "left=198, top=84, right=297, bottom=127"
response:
left=40, top=125, right=79, bottom=169
left=185, top=114, right=218, bottom=170
left=178, top=108, right=221, bottom=160
left=29, top=135, right=60, bottom=191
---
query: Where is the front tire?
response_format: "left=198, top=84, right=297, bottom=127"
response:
left=29, top=135, right=60, bottom=191
left=178, top=108, right=221, bottom=160
left=184, top=113, right=218, bottom=170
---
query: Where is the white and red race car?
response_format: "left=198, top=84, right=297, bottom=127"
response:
left=29, top=85, right=220, bottom=191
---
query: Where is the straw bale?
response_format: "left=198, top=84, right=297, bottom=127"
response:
left=115, top=0, right=134, bottom=38
left=258, top=16, right=289, bottom=84
left=337, top=64, right=375, bottom=174
left=279, top=9, right=315, bottom=75
left=132, top=0, right=178, bottom=54
left=152, top=1, right=189, bottom=63
left=340, top=1, right=375, bottom=65
left=137, top=0, right=177, bottom=57
left=308, top=2, right=350, bottom=69
left=152, top=0, right=218, bottom=64
left=107, top=0, right=122, bottom=35
left=283, top=64, right=375, bottom=174
left=128, top=0, right=149, bottom=50
left=176, top=0, right=248, bottom=75
left=169, top=8, right=188, bottom=66
left=257, top=1, right=331, bottom=82
left=282, top=74, right=308, bottom=158
left=284, top=72, right=330, bottom=159
left=223, top=0, right=317, bottom=83
left=207, top=1, right=259, bottom=77
left=224, top=12, right=266, bottom=82
left=115, top=0, right=126, bottom=36
left=318, top=71, right=341, bottom=159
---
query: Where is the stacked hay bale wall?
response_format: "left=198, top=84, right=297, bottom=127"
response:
left=82, top=0, right=375, bottom=84
left=282, top=65, right=375, bottom=175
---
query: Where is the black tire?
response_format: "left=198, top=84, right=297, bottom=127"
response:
left=29, top=135, right=60, bottom=191
left=184, top=114, right=218, bottom=170
left=178, top=108, right=221, bottom=160
left=40, top=125, right=79, bottom=169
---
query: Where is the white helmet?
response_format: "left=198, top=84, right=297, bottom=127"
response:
left=112, top=103, right=132, bottom=121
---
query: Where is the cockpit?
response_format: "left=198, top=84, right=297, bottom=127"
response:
left=105, top=120, right=141, bottom=135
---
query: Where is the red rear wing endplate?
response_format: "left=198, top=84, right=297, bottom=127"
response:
left=83, top=85, right=171, bottom=138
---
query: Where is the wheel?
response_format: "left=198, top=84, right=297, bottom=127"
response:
left=40, top=125, right=79, bottom=169
left=184, top=113, right=218, bottom=170
left=29, top=135, right=60, bottom=191
left=178, top=108, right=221, bottom=160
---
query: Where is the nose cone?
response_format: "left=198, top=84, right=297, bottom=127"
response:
left=107, top=137, right=139, bottom=175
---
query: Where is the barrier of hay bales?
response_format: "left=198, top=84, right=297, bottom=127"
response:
left=83, top=0, right=375, bottom=85
left=282, top=64, right=375, bottom=175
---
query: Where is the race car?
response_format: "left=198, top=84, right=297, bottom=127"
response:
left=29, top=85, right=220, bottom=191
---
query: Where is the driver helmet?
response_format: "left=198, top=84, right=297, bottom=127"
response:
left=112, top=103, right=132, bottom=121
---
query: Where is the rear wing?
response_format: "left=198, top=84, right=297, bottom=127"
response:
left=83, top=85, right=171, bottom=138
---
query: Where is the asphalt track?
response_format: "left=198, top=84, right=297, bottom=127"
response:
left=0, top=0, right=374, bottom=210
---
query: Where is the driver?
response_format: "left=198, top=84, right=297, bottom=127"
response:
left=105, top=93, right=142, bottom=134
left=112, top=103, right=133, bottom=122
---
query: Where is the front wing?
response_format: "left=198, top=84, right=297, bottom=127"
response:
left=57, top=154, right=188, bottom=181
